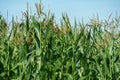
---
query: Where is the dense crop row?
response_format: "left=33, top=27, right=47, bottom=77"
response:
left=0, top=2, right=120, bottom=80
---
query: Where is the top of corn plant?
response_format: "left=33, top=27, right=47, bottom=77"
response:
left=0, top=1, right=120, bottom=80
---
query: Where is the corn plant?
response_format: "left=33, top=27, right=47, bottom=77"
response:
left=0, top=1, right=120, bottom=80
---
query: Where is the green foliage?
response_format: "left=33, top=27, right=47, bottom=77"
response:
left=0, top=2, right=120, bottom=80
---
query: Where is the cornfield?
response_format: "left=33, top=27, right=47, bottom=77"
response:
left=0, top=2, right=120, bottom=80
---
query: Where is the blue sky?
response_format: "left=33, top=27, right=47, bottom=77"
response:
left=0, top=0, right=120, bottom=24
